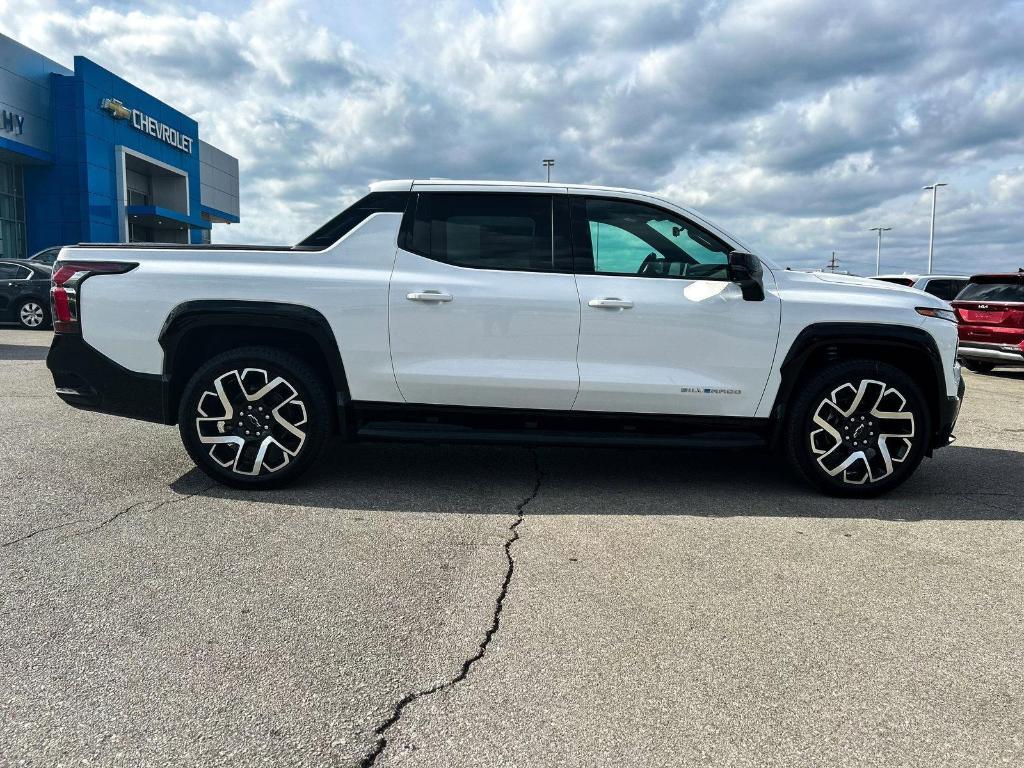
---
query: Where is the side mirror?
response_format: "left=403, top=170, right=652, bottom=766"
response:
left=727, top=251, right=765, bottom=302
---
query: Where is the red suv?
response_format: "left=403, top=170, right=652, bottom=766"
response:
left=952, top=270, right=1024, bottom=373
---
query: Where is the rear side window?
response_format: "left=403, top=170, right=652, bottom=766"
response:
left=31, top=248, right=59, bottom=264
left=956, top=278, right=1024, bottom=303
left=0, top=263, right=30, bottom=279
left=922, top=279, right=967, bottom=301
left=297, top=192, right=410, bottom=249
left=402, top=193, right=571, bottom=272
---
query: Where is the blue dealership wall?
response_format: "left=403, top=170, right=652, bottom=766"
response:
left=22, top=56, right=208, bottom=252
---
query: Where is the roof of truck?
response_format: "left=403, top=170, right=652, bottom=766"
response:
left=371, top=178, right=672, bottom=196
left=368, top=179, right=756, bottom=257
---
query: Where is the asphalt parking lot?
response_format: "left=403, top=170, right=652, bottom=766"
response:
left=1, top=328, right=1023, bottom=767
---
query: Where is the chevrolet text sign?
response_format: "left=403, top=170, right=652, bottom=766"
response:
left=1, top=109, right=26, bottom=135
left=100, top=98, right=193, bottom=155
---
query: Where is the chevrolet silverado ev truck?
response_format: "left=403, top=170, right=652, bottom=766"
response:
left=46, top=180, right=964, bottom=496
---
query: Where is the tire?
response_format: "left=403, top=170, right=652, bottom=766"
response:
left=784, top=360, right=930, bottom=497
left=178, top=346, right=331, bottom=489
left=962, top=360, right=994, bottom=374
left=17, top=298, right=50, bottom=330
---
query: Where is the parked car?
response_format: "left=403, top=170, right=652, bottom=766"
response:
left=872, top=274, right=969, bottom=302
left=0, top=259, right=52, bottom=329
left=951, top=270, right=1024, bottom=373
left=27, top=247, right=62, bottom=266
left=45, top=180, right=964, bottom=496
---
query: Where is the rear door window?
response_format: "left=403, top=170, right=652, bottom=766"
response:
left=405, top=193, right=570, bottom=272
left=0, top=263, right=30, bottom=279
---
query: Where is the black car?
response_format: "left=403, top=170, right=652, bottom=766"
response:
left=0, top=260, right=52, bottom=330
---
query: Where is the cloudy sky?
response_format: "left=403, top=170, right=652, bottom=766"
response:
left=2, top=0, right=1023, bottom=274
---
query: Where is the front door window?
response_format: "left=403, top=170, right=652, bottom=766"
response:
left=580, top=197, right=731, bottom=281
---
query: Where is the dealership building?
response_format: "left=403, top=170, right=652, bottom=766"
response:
left=0, top=33, right=240, bottom=259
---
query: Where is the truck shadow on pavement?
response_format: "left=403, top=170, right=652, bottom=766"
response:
left=0, top=343, right=50, bottom=361
left=986, top=369, right=1024, bottom=381
left=171, top=441, right=1023, bottom=522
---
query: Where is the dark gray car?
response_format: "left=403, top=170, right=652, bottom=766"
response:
left=27, top=247, right=61, bottom=266
left=0, top=260, right=52, bottom=329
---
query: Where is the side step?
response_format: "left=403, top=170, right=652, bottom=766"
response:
left=356, top=422, right=766, bottom=450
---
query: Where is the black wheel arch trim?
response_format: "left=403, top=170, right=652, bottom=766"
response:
left=770, top=322, right=951, bottom=450
left=158, top=300, right=351, bottom=423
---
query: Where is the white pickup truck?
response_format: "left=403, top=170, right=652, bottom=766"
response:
left=46, top=179, right=964, bottom=496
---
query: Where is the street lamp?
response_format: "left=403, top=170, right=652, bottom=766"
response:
left=542, top=158, right=555, bottom=182
left=869, top=226, right=892, bottom=276
left=922, top=182, right=947, bottom=274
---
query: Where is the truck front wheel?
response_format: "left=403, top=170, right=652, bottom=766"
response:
left=178, top=346, right=331, bottom=489
left=785, top=360, right=930, bottom=497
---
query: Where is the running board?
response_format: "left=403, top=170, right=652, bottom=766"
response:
left=356, top=422, right=766, bottom=449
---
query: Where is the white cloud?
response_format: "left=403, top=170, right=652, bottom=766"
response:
left=1, top=0, right=1022, bottom=273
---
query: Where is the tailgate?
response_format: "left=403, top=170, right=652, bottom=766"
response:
left=954, top=304, right=1010, bottom=324
left=953, top=301, right=1024, bottom=323
left=953, top=301, right=1024, bottom=344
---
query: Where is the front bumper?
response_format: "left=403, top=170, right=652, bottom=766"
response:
left=931, top=374, right=965, bottom=451
left=47, top=333, right=172, bottom=423
left=957, top=342, right=1024, bottom=367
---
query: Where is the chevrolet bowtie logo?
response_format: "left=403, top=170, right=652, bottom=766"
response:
left=100, top=98, right=131, bottom=120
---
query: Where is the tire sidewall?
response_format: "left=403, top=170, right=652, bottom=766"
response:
left=178, top=348, right=330, bottom=489
left=787, top=361, right=931, bottom=497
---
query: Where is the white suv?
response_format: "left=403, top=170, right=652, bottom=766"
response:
left=46, top=180, right=964, bottom=496
left=872, top=274, right=969, bottom=302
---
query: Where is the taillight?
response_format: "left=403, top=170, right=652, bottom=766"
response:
left=51, top=261, right=137, bottom=334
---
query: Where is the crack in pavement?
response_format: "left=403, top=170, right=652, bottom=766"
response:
left=67, top=481, right=219, bottom=542
left=356, top=449, right=544, bottom=768
left=1, top=519, right=85, bottom=549
left=1, top=481, right=218, bottom=552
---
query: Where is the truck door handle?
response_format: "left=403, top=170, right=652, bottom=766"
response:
left=407, top=291, right=453, bottom=303
left=588, top=297, right=633, bottom=309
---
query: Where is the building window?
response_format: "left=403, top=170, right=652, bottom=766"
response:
left=128, top=223, right=155, bottom=242
left=127, top=189, right=150, bottom=206
left=126, top=167, right=152, bottom=207
left=0, top=161, right=27, bottom=259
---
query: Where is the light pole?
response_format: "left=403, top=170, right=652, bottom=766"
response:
left=869, top=226, right=892, bottom=276
left=922, top=182, right=947, bottom=274
left=542, top=158, right=555, bottom=182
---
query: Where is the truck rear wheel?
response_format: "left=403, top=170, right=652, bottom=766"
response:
left=178, top=346, right=330, bottom=489
left=784, top=360, right=930, bottom=497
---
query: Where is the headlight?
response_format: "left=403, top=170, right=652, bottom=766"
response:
left=916, top=307, right=958, bottom=323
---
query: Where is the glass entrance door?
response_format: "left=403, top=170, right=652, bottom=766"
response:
left=0, top=161, right=27, bottom=259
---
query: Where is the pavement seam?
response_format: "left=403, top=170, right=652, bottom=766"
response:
left=356, top=449, right=544, bottom=768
